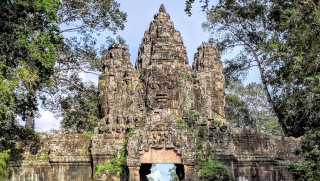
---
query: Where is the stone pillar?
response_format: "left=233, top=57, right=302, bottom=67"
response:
left=184, top=165, right=196, bottom=181
left=128, top=166, right=140, bottom=181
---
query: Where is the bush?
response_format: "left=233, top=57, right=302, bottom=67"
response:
left=0, top=150, right=10, bottom=181
left=288, top=131, right=320, bottom=181
left=198, top=157, right=234, bottom=181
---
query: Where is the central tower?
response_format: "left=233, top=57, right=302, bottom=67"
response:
left=136, top=4, right=189, bottom=111
left=94, top=4, right=226, bottom=181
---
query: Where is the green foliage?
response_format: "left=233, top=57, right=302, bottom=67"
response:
left=84, top=132, right=94, bottom=139
left=213, top=118, right=222, bottom=126
left=266, top=0, right=320, bottom=137
left=57, top=0, right=127, bottom=34
left=94, top=128, right=135, bottom=179
left=0, top=0, right=61, bottom=129
left=169, top=166, right=179, bottom=181
left=0, top=150, right=10, bottom=181
left=134, top=70, right=141, bottom=78
left=185, top=0, right=196, bottom=16
left=288, top=130, right=320, bottom=181
left=185, top=0, right=209, bottom=16
left=0, top=2, right=127, bottom=179
left=173, top=116, right=189, bottom=129
left=178, top=69, right=193, bottom=82
left=225, top=81, right=283, bottom=135
left=186, top=0, right=320, bottom=138
left=94, top=156, right=125, bottom=179
left=197, top=156, right=234, bottom=181
left=41, top=0, right=127, bottom=132
left=191, top=110, right=200, bottom=118
left=124, top=128, right=136, bottom=145
left=58, top=75, right=100, bottom=133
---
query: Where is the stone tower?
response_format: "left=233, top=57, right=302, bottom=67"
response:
left=7, top=4, right=301, bottom=181
left=95, top=4, right=227, bottom=181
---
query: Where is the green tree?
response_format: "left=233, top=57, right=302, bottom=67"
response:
left=0, top=0, right=61, bottom=130
left=51, top=0, right=127, bottom=82
left=186, top=0, right=320, bottom=179
left=289, top=131, right=320, bottom=181
left=0, top=1, right=59, bottom=169
left=168, top=166, right=179, bottom=181
left=0, top=150, right=10, bottom=181
left=197, top=156, right=234, bottom=181
left=265, top=0, right=320, bottom=137
left=0, top=1, right=126, bottom=179
left=0, top=0, right=127, bottom=131
left=59, top=75, right=99, bottom=133
left=226, top=81, right=282, bottom=135
left=186, top=0, right=320, bottom=137
left=40, top=1, right=127, bottom=133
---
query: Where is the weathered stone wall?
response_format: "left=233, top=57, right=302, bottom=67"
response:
left=8, top=133, right=92, bottom=181
left=8, top=129, right=300, bottom=181
left=8, top=4, right=301, bottom=181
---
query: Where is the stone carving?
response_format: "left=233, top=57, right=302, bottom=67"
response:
left=159, top=3, right=166, bottom=12
left=143, top=71, right=178, bottom=109
left=127, top=138, right=140, bottom=158
left=8, top=4, right=301, bottom=181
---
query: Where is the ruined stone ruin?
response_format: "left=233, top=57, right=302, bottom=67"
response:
left=9, top=4, right=300, bottom=181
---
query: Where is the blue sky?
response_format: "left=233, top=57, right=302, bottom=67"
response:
left=147, top=164, right=175, bottom=181
left=34, top=2, right=212, bottom=179
left=35, top=0, right=260, bottom=132
left=104, top=0, right=214, bottom=64
left=35, top=0, right=260, bottom=134
left=35, top=1, right=216, bottom=131
left=32, top=1, right=260, bottom=180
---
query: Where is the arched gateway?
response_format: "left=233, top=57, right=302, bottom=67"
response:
left=88, top=4, right=301, bottom=181
left=8, top=4, right=301, bottom=181
left=127, top=122, right=196, bottom=180
left=95, top=4, right=224, bottom=180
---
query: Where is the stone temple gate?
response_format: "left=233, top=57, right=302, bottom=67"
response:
left=95, top=4, right=224, bottom=180
left=9, top=4, right=300, bottom=181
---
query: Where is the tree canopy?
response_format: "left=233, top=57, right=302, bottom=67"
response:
left=225, top=81, right=282, bottom=136
left=0, top=0, right=126, bottom=178
left=187, top=0, right=320, bottom=137
left=0, top=0, right=127, bottom=132
left=186, top=0, right=320, bottom=179
left=0, top=0, right=61, bottom=130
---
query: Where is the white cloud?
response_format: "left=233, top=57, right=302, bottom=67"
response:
left=97, top=0, right=211, bottom=65
left=35, top=108, right=61, bottom=132
left=37, top=1, right=222, bottom=131
left=148, top=169, right=169, bottom=181
left=147, top=164, right=175, bottom=181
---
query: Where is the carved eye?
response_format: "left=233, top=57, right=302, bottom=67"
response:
left=167, top=82, right=174, bottom=89
left=150, top=83, right=159, bottom=89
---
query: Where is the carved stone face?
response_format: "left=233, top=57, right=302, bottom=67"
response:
left=145, top=72, right=178, bottom=109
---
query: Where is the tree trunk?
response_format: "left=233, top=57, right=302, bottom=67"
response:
left=25, top=109, right=35, bottom=129
left=250, top=47, right=288, bottom=135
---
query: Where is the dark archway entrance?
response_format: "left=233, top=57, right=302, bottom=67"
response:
left=127, top=148, right=195, bottom=180
left=139, top=149, right=184, bottom=180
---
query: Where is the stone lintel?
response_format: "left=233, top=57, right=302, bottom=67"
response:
left=140, top=148, right=182, bottom=164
